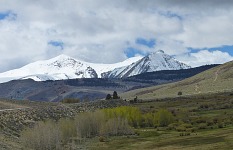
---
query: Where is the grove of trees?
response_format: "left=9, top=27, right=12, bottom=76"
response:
left=20, top=106, right=174, bottom=149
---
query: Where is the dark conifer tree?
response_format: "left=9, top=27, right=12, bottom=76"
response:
left=113, top=91, right=119, bottom=99
left=106, top=94, right=112, bottom=100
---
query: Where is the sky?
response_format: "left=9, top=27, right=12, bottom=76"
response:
left=0, top=0, right=233, bottom=73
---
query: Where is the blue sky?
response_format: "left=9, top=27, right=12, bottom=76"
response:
left=125, top=38, right=156, bottom=57
left=208, top=46, right=233, bottom=56
left=0, top=0, right=233, bottom=72
left=188, top=46, right=233, bottom=56
left=127, top=38, right=233, bottom=58
left=48, top=41, right=64, bottom=50
left=0, top=12, right=10, bottom=20
left=0, top=11, right=17, bottom=20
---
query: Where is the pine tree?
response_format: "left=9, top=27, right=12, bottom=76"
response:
left=113, top=91, right=119, bottom=99
left=106, top=94, right=112, bottom=100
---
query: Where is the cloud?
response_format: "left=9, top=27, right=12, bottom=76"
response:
left=0, top=0, right=233, bottom=72
left=176, top=50, right=233, bottom=67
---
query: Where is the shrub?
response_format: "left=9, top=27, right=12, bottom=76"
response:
left=106, top=94, right=112, bottom=100
left=198, top=123, right=208, bottom=129
left=180, top=132, right=191, bottom=136
left=178, top=91, right=182, bottom=96
left=100, top=117, right=134, bottom=136
left=154, top=109, right=174, bottom=127
left=103, top=106, right=142, bottom=128
left=99, top=136, right=105, bottom=142
left=218, top=123, right=224, bottom=128
left=207, top=120, right=214, bottom=126
left=74, top=111, right=105, bottom=138
left=176, top=126, right=187, bottom=132
left=58, top=118, right=77, bottom=144
left=176, top=123, right=193, bottom=131
left=21, top=121, right=62, bottom=150
left=61, top=98, right=80, bottom=103
left=143, top=113, right=154, bottom=127
left=167, top=123, right=179, bottom=130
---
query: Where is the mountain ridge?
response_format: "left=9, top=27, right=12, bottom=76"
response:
left=0, top=50, right=190, bottom=83
left=0, top=64, right=217, bottom=101
left=104, top=50, right=190, bottom=78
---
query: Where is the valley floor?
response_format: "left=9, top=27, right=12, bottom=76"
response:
left=89, top=127, right=233, bottom=150
left=0, top=91, right=233, bottom=150
left=87, top=92, right=233, bottom=150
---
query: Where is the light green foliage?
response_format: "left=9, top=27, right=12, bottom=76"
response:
left=154, top=109, right=174, bottom=127
left=103, top=106, right=142, bottom=127
left=103, top=106, right=174, bottom=128
left=143, top=113, right=154, bottom=127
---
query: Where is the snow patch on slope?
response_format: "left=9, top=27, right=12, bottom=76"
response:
left=105, top=50, right=191, bottom=78
left=0, top=54, right=142, bottom=83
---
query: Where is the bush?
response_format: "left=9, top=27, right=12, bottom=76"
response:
left=178, top=91, right=182, bottom=96
left=20, top=109, right=136, bottom=149
left=74, top=111, right=105, bottom=138
left=103, top=106, right=142, bottom=128
left=143, top=113, right=155, bottom=127
left=106, top=94, right=112, bottom=100
left=21, top=121, right=62, bottom=150
left=100, top=117, right=134, bottom=136
left=167, top=123, right=179, bottom=130
left=218, top=123, right=224, bottom=128
left=175, top=123, right=192, bottom=132
left=99, top=136, right=105, bottom=142
left=61, top=98, right=80, bottom=103
left=198, top=123, right=208, bottom=129
left=180, top=132, right=191, bottom=136
left=207, top=120, right=214, bottom=126
left=154, top=109, right=174, bottom=127
left=176, top=126, right=187, bottom=132
left=58, top=118, right=77, bottom=144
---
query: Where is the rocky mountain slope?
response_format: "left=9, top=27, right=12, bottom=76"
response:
left=104, top=50, right=190, bottom=78
left=0, top=50, right=190, bottom=83
left=0, top=55, right=142, bottom=83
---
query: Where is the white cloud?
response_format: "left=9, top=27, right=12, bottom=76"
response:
left=0, top=0, right=233, bottom=72
left=176, top=50, right=233, bottom=67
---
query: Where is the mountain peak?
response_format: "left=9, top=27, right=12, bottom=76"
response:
left=51, top=54, right=74, bottom=61
left=0, top=54, right=143, bottom=82
left=105, top=51, right=191, bottom=78
left=148, top=50, right=166, bottom=58
left=156, top=50, right=165, bottom=54
left=0, top=52, right=191, bottom=82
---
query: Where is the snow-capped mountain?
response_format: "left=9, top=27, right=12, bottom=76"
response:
left=0, top=54, right=142, bottom=83
left=0, top=50, right=191, bottom=83
left=104, top=50, right=191, bottom=78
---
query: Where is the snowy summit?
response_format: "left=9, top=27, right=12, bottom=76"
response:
left=0, top=50, right=190, bottom=83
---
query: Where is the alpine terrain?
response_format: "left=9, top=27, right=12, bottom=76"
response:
left=0, top=50, right=190, bottom=83
left=103, top=50, right=190, bottom=78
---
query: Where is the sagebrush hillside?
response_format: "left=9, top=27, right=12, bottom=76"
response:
left=122, top=61, right=233, bottom=100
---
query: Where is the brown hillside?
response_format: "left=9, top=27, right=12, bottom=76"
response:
left=122, top=61, right=233, bottom=100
